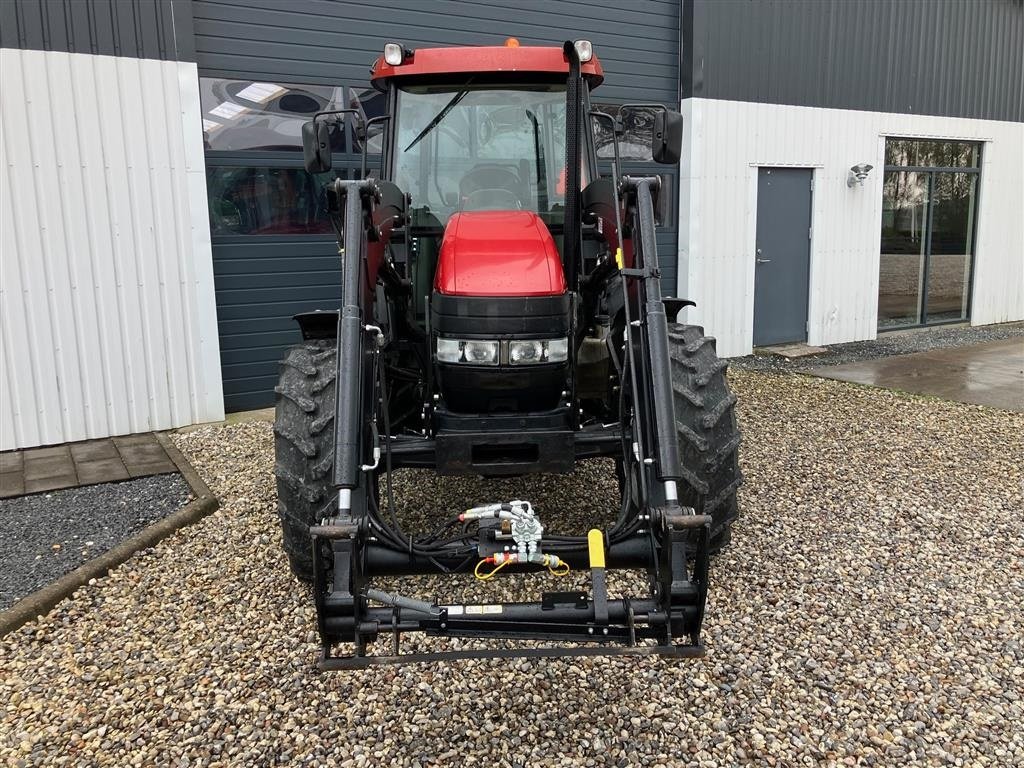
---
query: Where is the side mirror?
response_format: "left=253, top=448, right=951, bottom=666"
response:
left=652, top=110, right=683, bottom=165
left=302, top=120, right=332, bottom=173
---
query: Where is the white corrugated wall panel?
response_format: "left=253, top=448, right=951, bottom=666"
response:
left=0, top=49, right=223, bottom=451
left=677, top=98, right=1024, bottom=357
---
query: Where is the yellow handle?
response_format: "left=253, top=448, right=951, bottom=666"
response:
left=614, top=247, right=624, bottom=270
left=587, top=529, right=606, bottom=569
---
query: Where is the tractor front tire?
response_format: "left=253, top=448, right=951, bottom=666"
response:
left=667, top=324, right=743, bottom=552
left=273, top=340, right=337, bottom=581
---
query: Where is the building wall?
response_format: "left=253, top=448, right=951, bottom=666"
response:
left=0, top=0, right=195, bottom=61
left=192, top=0, right=680, bottom=102
left=677, top=98, right=1024, bottom=358
left=683, top=0, right=1024, bottom=122
left=0, top=48, right=223, bottom=450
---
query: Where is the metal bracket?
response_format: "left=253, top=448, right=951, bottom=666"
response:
left=620, top=266, right=661, bottom=280
left=309, top=519, right=360, bottom=539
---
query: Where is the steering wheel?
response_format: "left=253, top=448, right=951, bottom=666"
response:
left=460, top=165, right=524, bottom=209
left=479, top=107, right=529, bottom=150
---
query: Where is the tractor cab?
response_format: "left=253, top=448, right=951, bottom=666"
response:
left=371, top=40, right=602, bottom=231
left=387, top=74, right=584, bottom=415
left=304, top=41, right=612, bottom=417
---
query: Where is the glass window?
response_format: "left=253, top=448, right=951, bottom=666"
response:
left=877, top=138, right=981, bottom=329
left=393, top=83, right=584, bottom=224
left=590, top=104, right=658, bottom=161
left=879, top=171, right=928, bottom=328
left=926, top=172, right=977, bottom=323
left=885, top=139, right=979, bottom=169
left=200, top=78, right=344, bottom=152
left=206, top=167, right=336, bottom=236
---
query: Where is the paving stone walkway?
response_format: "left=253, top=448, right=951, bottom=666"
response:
left=0, top=434, right=176, bottom=498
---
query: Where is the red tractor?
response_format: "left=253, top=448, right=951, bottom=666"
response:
left=274, top=40, right=741, bottom=668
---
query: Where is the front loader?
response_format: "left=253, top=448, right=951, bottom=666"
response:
left=274, top=39, right=742, bottom=668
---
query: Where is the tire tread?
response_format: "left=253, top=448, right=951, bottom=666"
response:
left=667, top=323, right=743, bottom=551
left=273, top=340, right=337, bottom=581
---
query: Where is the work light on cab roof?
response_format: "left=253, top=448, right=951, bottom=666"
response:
left=369, top=39, right=604, bottom=90
left=278, top=37, right=742, bottom=670
left=382, top=38, right=592, bottom=64
left=382, top=42, right=405, bottom=66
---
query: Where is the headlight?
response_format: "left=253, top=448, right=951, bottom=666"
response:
left=464, top=340, right=499, bottom=365
left=436, top=337, right=568, bottom=365
left=510, top=338, right=569, bottom=365
left=436, top=338, right=498, bottom=365
left=509, top=340, right=543, bottom=365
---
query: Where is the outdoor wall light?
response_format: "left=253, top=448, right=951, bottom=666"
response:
left=847, top=163, right=874, bottom=187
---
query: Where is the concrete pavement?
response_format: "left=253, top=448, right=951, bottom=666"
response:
left=808, top=337, right=1024, bottom=412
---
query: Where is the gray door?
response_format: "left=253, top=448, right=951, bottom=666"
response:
left=753, top=168, right=812, bottom=346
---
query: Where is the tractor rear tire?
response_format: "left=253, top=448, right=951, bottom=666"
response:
left=273, top=340, right=337, bottom=581
left=667, top=324, right=743, bottom=552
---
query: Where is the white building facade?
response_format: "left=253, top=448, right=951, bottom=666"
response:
left=677, top=100, right=1023, bottom=357
left=1, top=46, right=224, bottom=451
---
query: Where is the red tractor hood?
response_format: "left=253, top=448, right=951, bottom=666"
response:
left=434, top=211, right=567, bottom=297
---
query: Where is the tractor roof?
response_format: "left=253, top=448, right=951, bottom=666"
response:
left=370, top=45, right=604, bottom=92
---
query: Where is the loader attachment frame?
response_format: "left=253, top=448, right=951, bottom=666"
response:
left=310, top=170, right=713, bottom=668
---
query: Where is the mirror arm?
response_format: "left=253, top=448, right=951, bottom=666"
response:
left=314, top=107, right=360, bottom=124
left=314, top=108, right=364, bottom=174
left=589, top=111, right=625, bottom=268
left=314, top=107, right=363, bottom=147
left=360, top=115, right=391, bottom=179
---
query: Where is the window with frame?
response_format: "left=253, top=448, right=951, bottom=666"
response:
left=392, top=83, right=580, bottom=224
left=878, top=138, right=982, bottom=329
left=200, top=78, right=344, bottom=152
left=206, top=166, right=336, bottom=236
left=201, top=77, right=347, bottom=237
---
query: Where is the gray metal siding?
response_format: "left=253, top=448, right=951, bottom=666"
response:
left=0, top=0, right=195, bottom=61
left=195, top=0, right=681, bottom=410
left=193, top=0, right=680, bottom=102
left=685, top=0, right=1024, bottom=122
left=214, top=239, right=342, bottom=410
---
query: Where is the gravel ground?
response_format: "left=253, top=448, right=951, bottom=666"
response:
left=0, top=474, right=193, bottom=611
left=2, top=371, right=1022, bottom=767
left=731, top=321, right=1024, bottom=373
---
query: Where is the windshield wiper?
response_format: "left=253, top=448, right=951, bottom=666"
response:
left=525, top=109, right=548, bottom=212
left=404, top=88, right=470, bottom=152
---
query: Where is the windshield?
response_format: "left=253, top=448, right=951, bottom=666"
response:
left=394, top=83, right=585, bottom=224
